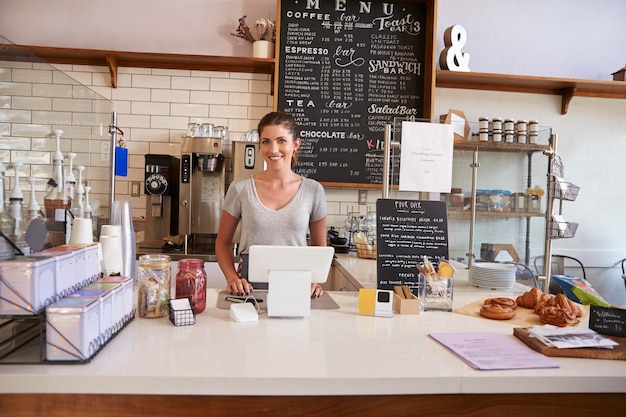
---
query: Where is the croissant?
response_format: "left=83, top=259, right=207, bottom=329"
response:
left=515, top=287, right=545, bottom=309
left=536, top=304, right=580, bottom=327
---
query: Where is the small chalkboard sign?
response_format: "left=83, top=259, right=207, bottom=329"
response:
left=589, top=305, right=626, bottom=337
left=376, top=199, right=448, bottom=295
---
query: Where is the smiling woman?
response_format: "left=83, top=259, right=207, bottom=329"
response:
left=215, top=111, right=328, bottom=299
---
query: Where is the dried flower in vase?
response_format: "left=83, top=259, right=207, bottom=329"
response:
left=231, top=15, right=276, bottom=44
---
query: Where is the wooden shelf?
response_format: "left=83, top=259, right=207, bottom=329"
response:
left=1, top=45, right=275, bottom=88
left=448, top=210, right=545, bottom=218
left=453, top=140, right=551, bottom=153
left=436, top=70, right=626, bottom=114
left=4, top=45, right=626, bottom=112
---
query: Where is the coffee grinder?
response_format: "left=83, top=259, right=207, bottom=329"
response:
left=141, top=154, right=179, bottom=249
left=179, top=135, right=225, bottom=254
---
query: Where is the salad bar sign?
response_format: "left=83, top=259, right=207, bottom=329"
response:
left=277, top=0, right=434, bottom=186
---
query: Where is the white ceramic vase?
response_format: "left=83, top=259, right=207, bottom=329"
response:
left=253, top=41, right=274, bottom=58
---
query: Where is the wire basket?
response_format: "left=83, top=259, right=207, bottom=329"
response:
left=548, top=221, right=579, bottom=239
left=549, top=178, right=580, bottom=201
left=551, top=154, right=564, bottom=177
left=355, top=242, right=377, bottom=259
left=168, top=299, right=196, bottom=326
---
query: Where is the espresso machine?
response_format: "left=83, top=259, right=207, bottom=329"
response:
left=179, top=135, right=225, bottom=254
left=141, top=154, right=179, bottom=249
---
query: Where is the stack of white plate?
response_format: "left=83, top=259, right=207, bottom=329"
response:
left=469, top=262, right=516, bottom=289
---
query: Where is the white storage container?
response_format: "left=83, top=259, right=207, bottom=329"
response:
left=46, top=297, right=100, bottom=361
left=70, top=288, right=113, bottom=343
left=0, top=256, right=56, bottom=315
left=36, top=247, right=75, bottom=297
left=85, top=283, right=122, bottom=335
left=99, top=276, right=134, bottom=323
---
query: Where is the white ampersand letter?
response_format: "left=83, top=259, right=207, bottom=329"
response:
left=439, top=24, right=470, bottom=72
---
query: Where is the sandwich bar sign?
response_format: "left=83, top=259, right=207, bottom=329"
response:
left=276, top=0, right=436, bottom=187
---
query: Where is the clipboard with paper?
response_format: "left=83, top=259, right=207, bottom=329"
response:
left=398, top=121, right=454, bottom=193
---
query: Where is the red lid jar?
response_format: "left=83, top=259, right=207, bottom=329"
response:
left=175, top=258, right=207, bottom=314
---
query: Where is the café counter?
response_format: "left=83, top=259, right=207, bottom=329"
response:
left=0, top=255, right=625, bottom=417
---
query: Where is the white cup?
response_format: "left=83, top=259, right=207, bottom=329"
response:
left=69, top=218, right=93, bottom=244
left=100, top=235, right=123, bottom=275
left=100, top=224, right=121, bottom=238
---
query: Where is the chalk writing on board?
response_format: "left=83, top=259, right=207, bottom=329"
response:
left=376, top=199, right=448, bottom=293
left=278, top=0, right=431, bottom=186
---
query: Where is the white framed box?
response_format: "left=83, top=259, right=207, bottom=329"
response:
left=36, top=247, right=75, bottom=297
left=85, top=282, right=122, bottom=334
left=68, top=243, right=101, bottom=283
left=0, top=255, right=56, bottom=315
left=70, top=287, right=114, bottom=343
left=46, top=297, right=100, bottom=361
left=98, top=276, right=133, bottom=323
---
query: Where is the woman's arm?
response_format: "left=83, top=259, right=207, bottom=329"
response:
left=309, top=216, right=327, bottom=246
left=215, top=210, right=252, bottom=295
left=308, top=216, right=328, bottom=298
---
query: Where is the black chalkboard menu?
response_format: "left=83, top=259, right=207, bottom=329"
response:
left=276, top=0, right=436, bottom=187
left=376, top=199, right=448, bottom=294
left=589, top=306, right=626, bottom=337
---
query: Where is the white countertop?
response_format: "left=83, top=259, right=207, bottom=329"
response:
left=1, top=256, right=625, bottom=397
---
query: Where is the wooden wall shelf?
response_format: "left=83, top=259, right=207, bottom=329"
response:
left=1, top=45, right=275, bottom=88
left=436, top=70, right=626, bottom=114
left=453, top=141, right=550, bottom=153
left=3, top=45, right=626, bottom=113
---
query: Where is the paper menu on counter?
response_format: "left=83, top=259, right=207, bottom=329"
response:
left=429, top=332, right=560, bottom=370
left=528, top=325, right=618, bottom=349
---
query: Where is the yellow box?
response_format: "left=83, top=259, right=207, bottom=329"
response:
left=393, top=293, right=420, bottom=315
left=358, top=288, right=393, bottom=317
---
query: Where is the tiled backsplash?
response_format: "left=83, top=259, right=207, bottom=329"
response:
left=1, top=59, right=415, bottom=237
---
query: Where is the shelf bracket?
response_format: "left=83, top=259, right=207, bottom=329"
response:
left=106, top=55, right=118, bottom=88
left=559, top=86, right=576, bottom=115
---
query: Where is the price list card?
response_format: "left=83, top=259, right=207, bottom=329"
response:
left=277, top=0, right=432, bottom=186
left=376, top=199, right=448, bottom=293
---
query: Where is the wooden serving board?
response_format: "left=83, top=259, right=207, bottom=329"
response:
left=513, top=327, right=626, bottom=360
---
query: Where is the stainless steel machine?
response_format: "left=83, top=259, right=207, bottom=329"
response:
left=231, top=139, right=264, bottom=183
left=179, top=135, right=225, bottom=254
left=141, top=154, right=179, bottom=249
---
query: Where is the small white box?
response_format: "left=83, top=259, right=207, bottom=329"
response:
left=98, top=276, right=134, bottom=323
left=0, top=256, right=56, bottom=315
left=46, top=297, right=101, bottom=361
left=36, top=247, right=75, bottom=297
left=71, top=287, right=114, bottom=343
left=86, top=282, right=122, bottom=335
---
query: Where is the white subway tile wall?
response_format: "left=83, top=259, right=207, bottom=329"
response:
left=1, top=59, right=420, bottom=240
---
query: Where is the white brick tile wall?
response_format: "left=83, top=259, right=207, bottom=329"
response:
left=12, top=96, right=51, bottom=111
left=153, top=89, right=189, bottom=103
left=0, top=60, right=362, bottom=235
left=171, top=76, right=211, bottom=91
left=12, top=69, right=53, bottom=84
left=131, top=101, right=170, bottom=116
left=170, top=103, right=208, bottom=117
left=131, top=74, right=171, bottom=89
left=2, top=82, right=32, bottom=96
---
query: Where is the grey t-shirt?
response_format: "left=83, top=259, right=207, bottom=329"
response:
left=222, top=176, right=327, bottom=256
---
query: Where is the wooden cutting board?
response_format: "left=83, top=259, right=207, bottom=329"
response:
left=513, top=327, right=626, bottom=360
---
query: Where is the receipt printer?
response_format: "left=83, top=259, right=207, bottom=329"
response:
left=358, top=289, right=394, bottom=318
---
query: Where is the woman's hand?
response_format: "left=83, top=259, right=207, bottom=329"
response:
left=310, top=283, right=323, bottom=299
left=227, top=277, right=253, bottom=295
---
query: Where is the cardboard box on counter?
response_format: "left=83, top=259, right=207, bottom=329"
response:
left=393, top=286, right=420, bottom=315
left=393, top=293, right=420, bottom=315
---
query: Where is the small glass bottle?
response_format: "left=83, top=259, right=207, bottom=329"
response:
left=136, top=254, right=171, bottom=318
left=175, top=258, right=207, bottom=314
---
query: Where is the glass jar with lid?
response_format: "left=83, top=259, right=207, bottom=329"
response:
left=175, top=258, right=207, bottom=314
left=136, top=254, right=171, bottom=318
left=449, top=188, right=465, bottom=209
